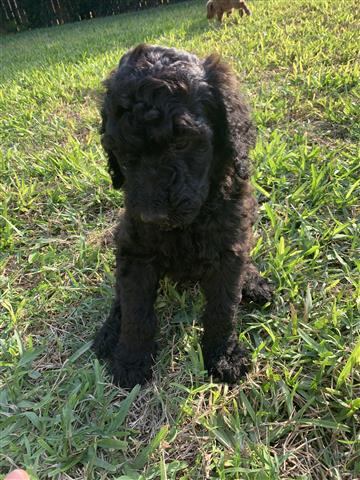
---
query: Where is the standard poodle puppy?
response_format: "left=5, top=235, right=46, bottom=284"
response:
left=207, top=0, right=251, bottom=23
left=93, top=44, right=272, bottom=389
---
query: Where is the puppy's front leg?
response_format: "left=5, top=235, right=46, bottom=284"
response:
left=201, top=254, right=249, bottom=383
left=109, top=255, right=159, bottom=388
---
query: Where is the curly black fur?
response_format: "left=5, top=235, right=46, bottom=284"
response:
left=93, top=44, right=272, bottom=388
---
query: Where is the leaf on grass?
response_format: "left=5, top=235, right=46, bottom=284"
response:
left=212, top=427, right=234, bottom=451
left=345, top=177, right=360, bottom=199
left=97, top=438, right=128, bottom=450
left=333, top=248, right=348, bottom=268
left=303, top=283, right=312, bottom=322
left=260, top=323, right=276, bottom=344
left=58, top=453, right=85, bottom=473
left=290, top=303, right=298, bottom=336
left=299, top=330, right=322, bottom=353
left=160, top=451, right=167, bottom=480
left=18, top=347, right=43, bottom=367
left=239, top=390, right=257, bottom=423
left=66, top=341, right=93, bottom=364
left=92, top=456, right=118, bottom=472
left=278, top=236, right=285, bottom=255
left=110, top=384, right=141, bottom=432
left=337, top=337, right=360, bottom=388
left=252, top=179, right=271, bottom=198
left=301, top=418, right=350, bottom=432
left=132, top=424, right=169, bottom=470
left=23, top=411, right=41, bottom=430
left=115, top=476, right=142, bottom=480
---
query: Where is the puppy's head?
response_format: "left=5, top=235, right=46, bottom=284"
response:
left=101, top=44, right=254, bottom=229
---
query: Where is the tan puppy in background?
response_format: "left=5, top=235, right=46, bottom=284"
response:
left=207, top=0, right=251, bottom=23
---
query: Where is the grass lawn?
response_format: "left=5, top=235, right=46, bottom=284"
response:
left=0, top=0, right=359, bottom=478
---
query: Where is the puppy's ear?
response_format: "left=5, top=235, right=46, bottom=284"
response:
left=100, top=109, right=124, bottom=190
left=203, top=55, right=256, bottom=180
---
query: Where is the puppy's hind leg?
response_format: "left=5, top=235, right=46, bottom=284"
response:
left=242, top=263, right=273, bottom=305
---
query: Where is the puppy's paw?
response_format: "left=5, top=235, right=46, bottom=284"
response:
left=109, top=342, right=156, bottom=389
left=204, top=341, right=250, bottom=384
left=93, top=317, right=121, bottom=360
left=93, top=302, right=122, bottom=359
left=243, top=276, right=273, bottom=304
left=243, top=266, right=274, bottom=305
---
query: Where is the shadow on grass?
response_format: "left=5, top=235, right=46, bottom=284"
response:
left=0, top=1, right=210, bottom=83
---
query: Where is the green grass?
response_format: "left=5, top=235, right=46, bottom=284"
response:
left=0, top=0, right=359, bottom=478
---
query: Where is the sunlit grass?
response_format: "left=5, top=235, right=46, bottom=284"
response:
left=0, top=0, right=359, bottom=478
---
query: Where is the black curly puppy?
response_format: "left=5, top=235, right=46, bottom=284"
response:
left=93, top=44, right=272, bottom=388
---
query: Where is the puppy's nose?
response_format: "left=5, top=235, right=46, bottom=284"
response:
left=140, top=212, right=168, bottom=224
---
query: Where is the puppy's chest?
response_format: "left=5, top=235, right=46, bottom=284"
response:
left=154, top=220, right=241, bottom=279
